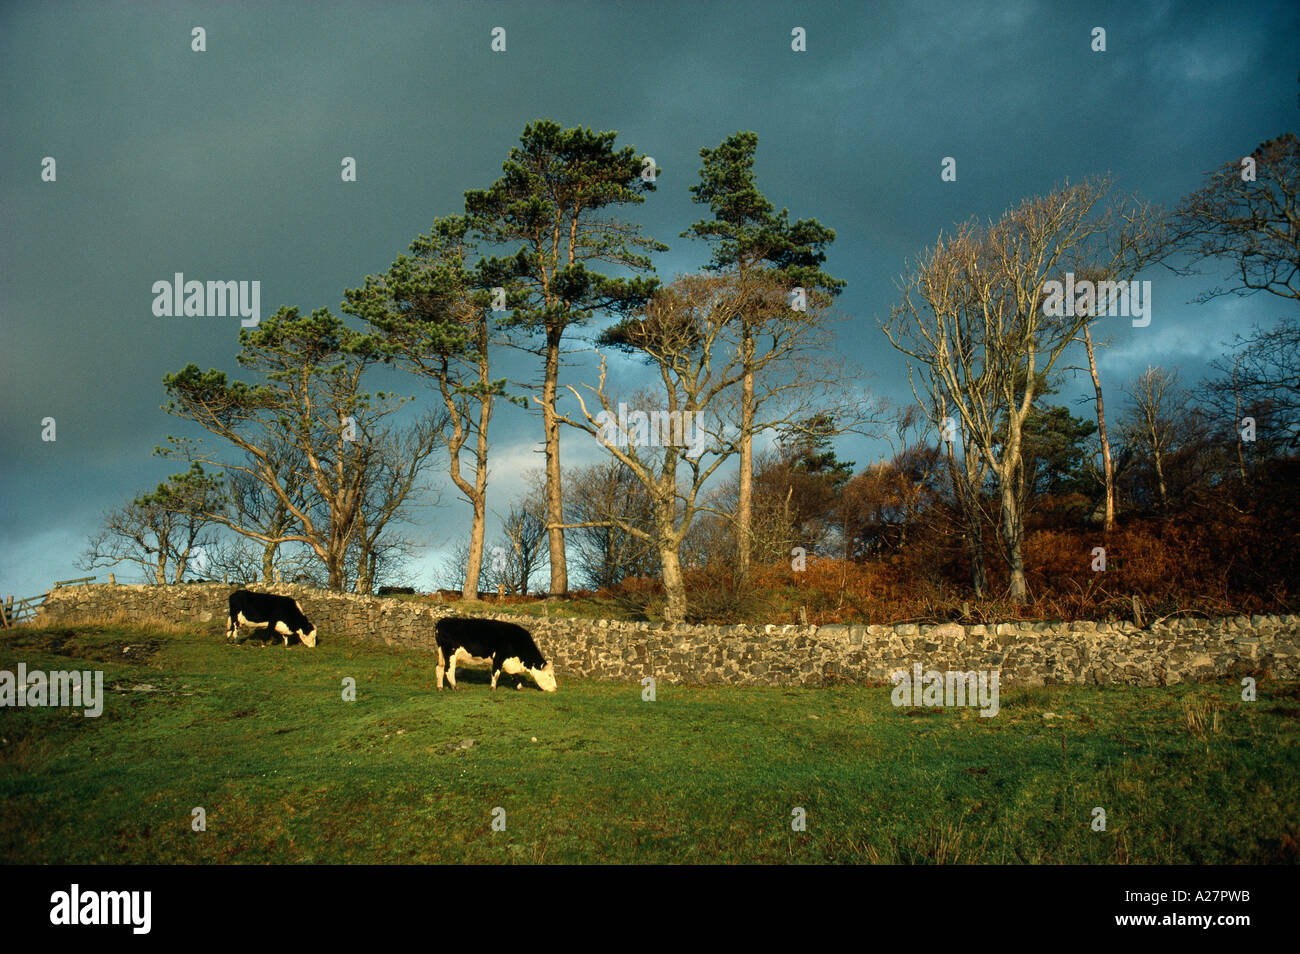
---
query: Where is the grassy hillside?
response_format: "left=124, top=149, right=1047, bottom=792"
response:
left=1, top=620, right=1297, bottom=864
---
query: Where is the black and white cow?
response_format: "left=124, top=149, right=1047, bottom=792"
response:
left=435, top=617, right=557, bottom=692
left=226, top=590, right=317, bottom=648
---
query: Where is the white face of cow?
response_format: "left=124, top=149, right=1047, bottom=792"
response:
left=300, top=627, right=317, bottom=648
left=531, top=661, right=557, bottom=693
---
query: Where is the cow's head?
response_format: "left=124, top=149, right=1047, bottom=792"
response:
left=294, top=600, right=317, bottom=648
left=531, top=661, right=557, bottom=693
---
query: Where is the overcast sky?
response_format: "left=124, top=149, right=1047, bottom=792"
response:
left=1, top=0, right=1295, bottom=597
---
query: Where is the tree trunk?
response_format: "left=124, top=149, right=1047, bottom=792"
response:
left=463, top=493, right=487, bottom=600
left=543, top=328, right=568, bottom=596
left=782, top=484, right=793, bottom=565
left=1083, top=326, right=1115, bottom=531
left=461, top=326, right=495, bottom=599
left=261, top=541, right=276, bottom=582
left=1233, top=360, right=1247, bottom=484
left=963, top=495, right=988, bottom=599
left=461, top=393, right=492, bottom=599
left=1153, top=448, right=1169, bottom=511
left=1001, top=472, right=1027, bottom=600
left=736, top=327, right=755, bottom=580
left=516, top=538, right=530, bottom=595
left=325, top=531, right=347, bottom=590
left=997, top=415, right=1028, bottom=602
left=946, top=442, right=987, bottom=598
left=351, top=505, right=371, bottom=594
left=658, top=540, right=688, bottom=623
left=356, top=550, right=372, bottom=595
left=970, top=528, right=988, bottom=598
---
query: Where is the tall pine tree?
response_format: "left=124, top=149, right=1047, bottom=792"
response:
left=683, top=131, right=844, bottom=578
left=466, top=121, right=664, bottom=596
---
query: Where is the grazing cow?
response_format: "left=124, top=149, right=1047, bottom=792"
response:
left=226, top=590, right=317, bottom=648
left=435, top=617, right=556, bottom=692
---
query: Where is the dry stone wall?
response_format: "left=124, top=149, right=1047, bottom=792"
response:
left=36, top=583, right=1299, bottom=687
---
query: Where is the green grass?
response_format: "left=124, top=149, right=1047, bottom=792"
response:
left=1, top=622, right=1297, bottom=864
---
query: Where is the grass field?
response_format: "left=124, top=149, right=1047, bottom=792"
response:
left=1, top=621, right=1297, bottom=864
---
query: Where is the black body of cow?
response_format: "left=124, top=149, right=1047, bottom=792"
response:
left=377, top=586, right=416, bottom=596
left=226, top=590, right=317, bottom=647
left=434, top=616, right=557, bottom=692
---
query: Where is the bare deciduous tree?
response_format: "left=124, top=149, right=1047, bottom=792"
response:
left=1121, top=366, right=1183, bottom=512
left=548, top=271, right=786, bottom=621
left=1174, top=132, right=1299, bottom=303
left=1079, top=324, right=1117, bottom=529
left=1203, top=318, right=1300, bottom=461
left=79, top=465, right=226, bottom=584
left=346, top=411, right=444, bottom=594
left=884, top=179, right=1168, bottom=600
left=202, top=534, right=319, bottom=586
left=485, top=490, right=549, bottom=596
left=216, top=437, right=316, bottom=582
left=562, top=459, right=657, bottom=588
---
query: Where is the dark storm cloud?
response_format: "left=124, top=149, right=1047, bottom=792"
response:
left=1, top=0, right=1294, bottom=594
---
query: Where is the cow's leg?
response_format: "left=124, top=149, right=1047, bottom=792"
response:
left=490, top=654, right=508, bottom=690
left=436, top=647, right=445, bottom=691
left=226, top=615, right=237, bottom=641
left=446, top=651, right=457, bottom=690
left=230, top=611, right=256, bottom=645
